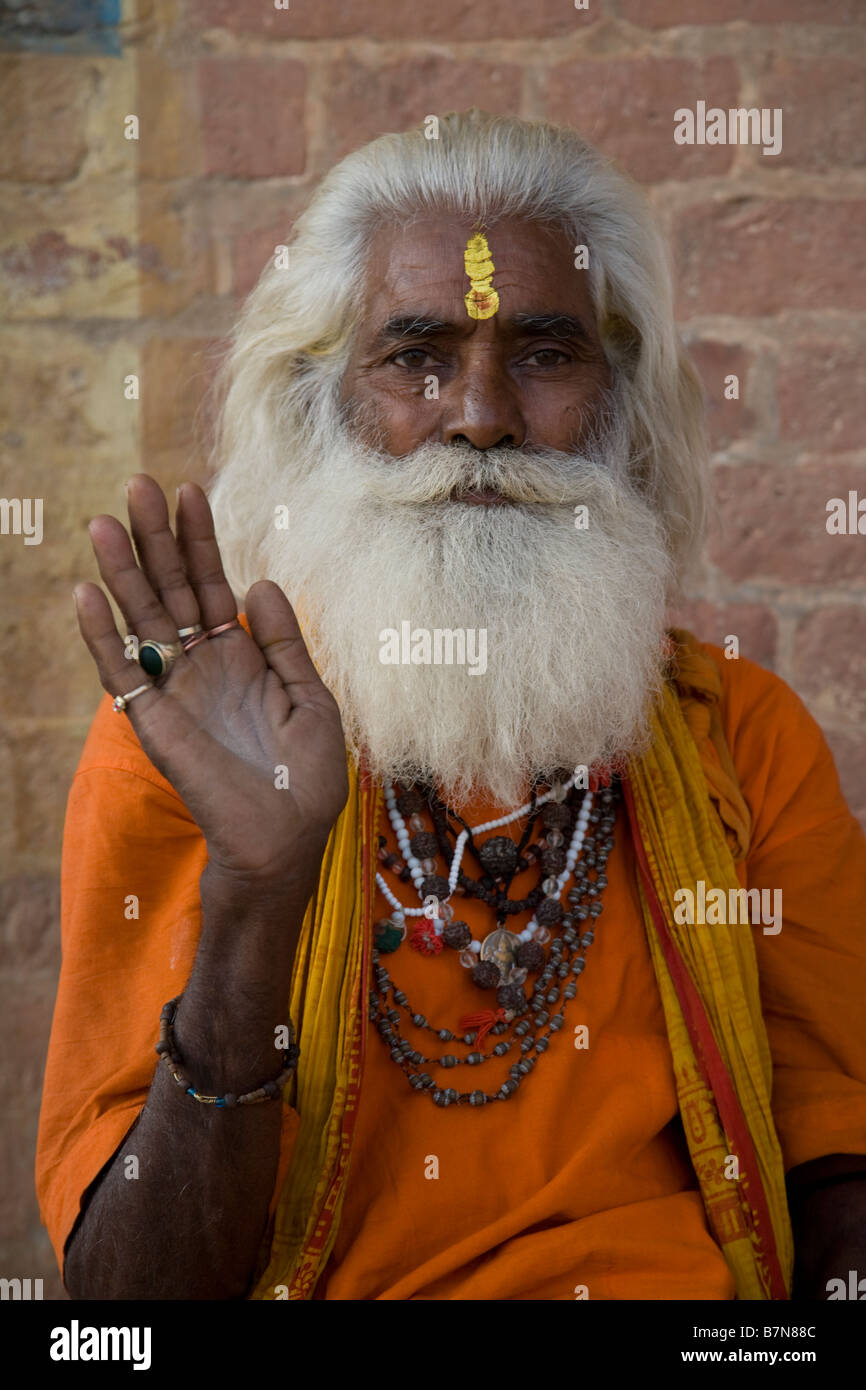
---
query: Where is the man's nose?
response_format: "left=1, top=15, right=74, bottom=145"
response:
left=439, top=356, right=526, bottom=450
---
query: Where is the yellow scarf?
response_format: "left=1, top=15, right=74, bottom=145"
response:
left=250, top=630, right=793, bottom=1300
left=624, top=631, right=793, bottom=1298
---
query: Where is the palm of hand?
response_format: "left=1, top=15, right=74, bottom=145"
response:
left=74, top=475, right=349, bottom=881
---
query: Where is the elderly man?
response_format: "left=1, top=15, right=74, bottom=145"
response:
left=36, top=111, right=866, bottom=1301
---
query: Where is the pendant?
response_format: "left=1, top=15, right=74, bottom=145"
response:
left=479, top=927, right=522, bottom=982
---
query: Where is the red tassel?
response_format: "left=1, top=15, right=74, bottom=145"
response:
left=459, top=1008, right=507, bottom=1047
left=409, top=921, right=443, bottom=956
left=589, top=764, right=612, bottom=792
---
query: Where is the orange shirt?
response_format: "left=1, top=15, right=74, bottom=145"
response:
left=36, top=641, right=866, bottom=1299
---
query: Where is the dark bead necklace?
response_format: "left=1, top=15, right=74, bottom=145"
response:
left=426, top=790, right=555, bottom=920
left=370, top=781, right=620, bottom=1105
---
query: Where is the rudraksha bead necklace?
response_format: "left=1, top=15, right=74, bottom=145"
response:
left=378, top=776, right=595, bottom=992
left=378, top=774, right=580, bottom=916
left=370, top=780, right=620, bottom=1105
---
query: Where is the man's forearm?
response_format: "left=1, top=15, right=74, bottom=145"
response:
left=64, top=853, right=324, bottom=1301
left=787, top=1154, right=866, bottom=1300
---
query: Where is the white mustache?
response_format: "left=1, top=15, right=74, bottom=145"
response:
left=346, top=439, right=634, bottom=509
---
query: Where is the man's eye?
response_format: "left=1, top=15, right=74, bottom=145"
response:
left=523, top=348, right=571, bottom=366
left=391, top=347, right=435, bottom=369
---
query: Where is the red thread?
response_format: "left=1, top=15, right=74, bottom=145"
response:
left=409, top=921, right=443, bottom=956
left=459, top=1008, right=507, bottom=1047
left=589, top=764, right=612, bottom=792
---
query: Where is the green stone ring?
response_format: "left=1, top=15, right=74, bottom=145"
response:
left=138, top=638, right=183, bottom=678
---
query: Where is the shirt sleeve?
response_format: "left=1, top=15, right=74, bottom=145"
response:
left=709, top=645, right=866, bottom=1172
left=34, top=693, right=300, bottom=1278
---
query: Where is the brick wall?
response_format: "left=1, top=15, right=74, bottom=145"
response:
left=1, top=0, right=864, bottom=1294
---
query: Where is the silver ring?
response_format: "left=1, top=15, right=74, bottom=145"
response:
left=112, top=683, right=152, bottom=713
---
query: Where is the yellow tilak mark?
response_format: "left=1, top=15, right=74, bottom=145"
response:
left=463, top=232, right=500, bottom=320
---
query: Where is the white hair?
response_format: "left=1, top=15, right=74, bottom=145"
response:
left=218, top=400, right=673, bottom=808
left=207, top=110, right=709, bottom=597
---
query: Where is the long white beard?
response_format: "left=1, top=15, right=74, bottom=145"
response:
left=222, top=405, right=673, bottom=811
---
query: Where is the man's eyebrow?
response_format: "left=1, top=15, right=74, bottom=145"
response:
left=375, top=315, right=455, bottom=343
left=512, top=312, right=592, bottom=341
left=370, top=311, right=593, bottom=347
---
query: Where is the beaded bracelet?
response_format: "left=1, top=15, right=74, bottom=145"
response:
left=155, top=995, right=300, bottom=1108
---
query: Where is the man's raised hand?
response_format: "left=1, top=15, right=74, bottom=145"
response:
left=73, top=473, right=349, bottom=885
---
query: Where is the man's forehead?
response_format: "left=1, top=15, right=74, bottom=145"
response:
left=361, top=214, right=590, bottom=321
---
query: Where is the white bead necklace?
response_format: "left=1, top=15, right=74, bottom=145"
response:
left=376, top=779, right=595, bottom=964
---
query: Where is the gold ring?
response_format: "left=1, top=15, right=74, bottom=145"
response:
left=138, top=638, right=184, bottom=678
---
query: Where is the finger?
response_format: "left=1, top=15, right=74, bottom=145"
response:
left=245, top=581, right=327, bottom=704
left=174, top=482, right=238, bottom=630
left=126, top=474, right=201, bottom=632
left=73, top=582, right=160, bottom=717
left=88, top=513, right=187, bottom=650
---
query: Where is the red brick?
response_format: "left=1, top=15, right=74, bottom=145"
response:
left=0, top=182, right=196, bottom=319
left=9, top=728, right=94, bottom=861
left=137, top=57, right=203, bottom=180
left=666, top=600, right=778, bottom=670
left=0, top=1102, right=45, bottom=1243
left=0, top=229, right=105, bottom=298
left=686, top=340, right=756, bottom=450
left=187, top=0, right=597, bottom=39
left=198, top=58, right=306, bottom=178
left=619, top=0, right=863, bottom=24
left=0, top=876, right=59, bottom=973
left=232, top=207, right=311, bottom=298
left=141, top=338, right=218, bottom=456
left=0, top=57, right=92, bottom=183
left=3, top=975, right=60, bottom=1098
left=0, top=222, right=152, bottom=307
left=778, top=342, right=866, bottom=452
left=0, top=584, right=104, bottom=721
left=824, top=729, right=866, bottom=830
left=233, top=223, right=291, bottom=299
left=0, top=336, right=103, bottom=452
left=676, top=201, right=866, bottom=317
left=180, top=181, right=310, bottom=299
left=756, top=58, right=865, bottom=169
left=321, top=57, right=521, bottom=166
left=710, top=462, right=866, bottom=586
left=793, top=607, right=866, bottom=727
left=545, top=58, right=738, bottom=182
